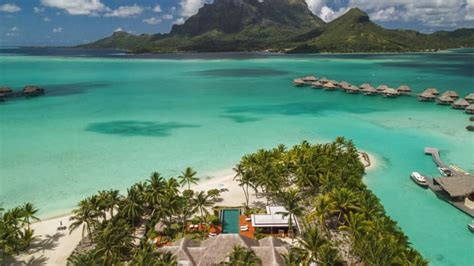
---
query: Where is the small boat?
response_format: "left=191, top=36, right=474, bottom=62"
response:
left=438, top=167, right=453, bottom=177
left=410, top=172, right=428, bottom=187
left=468, top=222, right=474, bottom=232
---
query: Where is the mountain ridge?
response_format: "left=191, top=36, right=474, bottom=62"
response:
left=78, top=2, right=474, bottom=53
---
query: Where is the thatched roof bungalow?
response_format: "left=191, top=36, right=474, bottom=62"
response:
left=464, top=93, right=474, bottom=103
left=323, top=82, right=337, bottom=91
left=0, top=86, right=13, bottom=97
left=361, top=85, right=377, bottom=96
left=452, top=98, right=469, bottom=109
left=376, top=85, right=389, bottom=92
left=23, top=85, right=44, bottom=96
left=436, top=95, right=455, bottom=105
left=346, top=85, right=360, bottom=94
left=466, top=104, right=474, bottom=114
left=311, top=81, right=323, bottom=89
left=381, top=88, right=399, bottom=98
left=302, top=76, right=317, bottom=82
left=441, top=90, right=459, bottom=99
left=158, top=234, right=288, bottom=266
left=319, top=77, right=329, bottom=84
left=397, top=85, right=412, bottom=95
left=417, top=91, right=436, bottom=102
left=339, top=81, right=351, bottom=90
left=424, top=88, right=439, bottom=95
left=293, top=78, right=305, bottom=87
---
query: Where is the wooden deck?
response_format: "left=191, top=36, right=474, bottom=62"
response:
left=424, top=147, right=448, bottom=168
left=239, top=215, right=256, bottom=239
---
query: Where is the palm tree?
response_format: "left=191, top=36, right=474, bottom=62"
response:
left=338, top=212, right=372, bottom=240
left=69, top=199, right=99, bottom=242
left=233, top=163, right=256, bottom=208
left=317, top=244, right=344, bottom=266
left=105, top=189, right=122, bottom=219
left=224, top=245, right=261, bottom=265
left=145, top=172, right=166, bottom=209
left=178, top=167, right=199, bottom=190
left=276, top=190, right=303, bottom=243
left=93, top=220, right=134, bottom=264
left=282, top=248, right=303, bottom=266
left=156, top=251, right=177, bottom=265
left=119, top=188, right=144, bottom=225
left=309, top=194, right=335, bottom=230
left=297, top=226, right=329, bottom=264
left=191, top=191, right=213, bottom=226
left=329, top=188, right=360, bottom=224
left=21, top=202, right=39, bottom=230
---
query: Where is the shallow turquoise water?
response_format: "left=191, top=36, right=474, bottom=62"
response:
left=0, top=51, right=473, bottom=265
left=222, top=209, right=240, bottom=234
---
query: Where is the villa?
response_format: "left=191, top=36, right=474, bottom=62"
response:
left=251, top=206, right=299, bottom=236
left=158, top=234, right=288, bottom=266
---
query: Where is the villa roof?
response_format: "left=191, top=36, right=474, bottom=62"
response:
left=324, top=82, right=337, bottom=88
left=158, top=234, right=288, bottom=266
left=319, top=77, right=329, bottom=83
left=418, top=91, right=436, bottom=98
left=434, top=175, right=474, bottom=197
left=302, top=76, right=317, bottom=82
left=397, top=85, right=412, bottom=92
left=383, top=88, right=399, bottom=95
left=467, top=104, right=474, bottom=110
left=293, top=78, right=305, bottom=84
left=437, top=95, right=454, bottom=102
left=359, top=83, right=371, bottom=89
left=251, top=206, right=295, bottom=228
left=452, top=98, right=469, bottom=107
left=376, top=85, right=389, bottom=91
left=311, top=81, right=322, bottom=86
left=464, top=93, right=474, bottom=101
left=339, top=81, right=350, bottom=88
left=441, top=90, right=459, bottom=98
left=424, top=88, right=439, bottom=95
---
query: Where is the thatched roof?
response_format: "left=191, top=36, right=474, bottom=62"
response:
left=397, top=85, right=412, bottom=92
left=311, top=81, right=323, bottom=87
left=452, top=98, right=469, bottom=107
left=418, top=91, right=436, bottom=98
left=302, top=76, right=317, bottom=82
left=424, top=88, right=439, bottom=95
left=466, top=104, right=474, bottom=111
left=376, top=85, right=389, bottom=91
left=359, top=83, right=371, bottom=89
left=324, top=82, right=337, bottom=88
left=464, top=93, right=474, bottom=101
left=293, top=78, right=305, bottom=85
left=0, top=86, right=12, bottom=93
left=437, top=95, right=455, bottom=103
left=159, top=234, right=288, bottom=266
left=383, top=88, right=399, bottom=95
left=441, top=90, right=459, bottom=98
left=339, top=81, right=350, bottom=88
left=361, top=85, right=376, bottom=92
left=434, top=175, right=474, bottom=197
left=319, top=77, right=329, bottom=83
left=347, top=85, right=360, bottom=91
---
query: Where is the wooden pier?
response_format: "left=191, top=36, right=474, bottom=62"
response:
left=424, top=147, right=474, bottom=217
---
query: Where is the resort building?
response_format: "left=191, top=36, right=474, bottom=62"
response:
left=428, top=175, right=474, bottom=217
left=376, top=84, right=389, bottom=93
left=436, top=95, right=455, bottom=105
left=345, top=85, right=360, bottom=94
left=464, top=93, right=474, bottom=103
left=424, top=88, right=439, bottom=95
left=311, top=81, right=323, bottom=89
left=302, top=76, right=317, bottom=83
left=293, top=78, right=305, bottom=86
left=451, top=98, right=469, bottom=109
left=251, top=206, right=299, bottom=236
left=158, top=234, right=288, bottom=266
left=381, top=88, right=399, bottom=98
left=339, top=81, right=351, bottom=90
left=361, top=85, right=378, bottom=96
left=417, top=91, right=436, bottom=101
left=396, top=85, right=412, bottom=95
left=441, top=90, right=459, bottom=100
left=466, top=104, right=474, bottom=114
left=323, top=82, right=337, bottom=91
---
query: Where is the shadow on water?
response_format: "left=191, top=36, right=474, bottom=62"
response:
left=85, top=121, right=200, bottom=137
left=224, top=102, right=380, bottom=116
left=220, top=114, right=261, bottom=123
left=44, top=82, right=109, bottom=97
left=193, top=68, right=291, bottom=77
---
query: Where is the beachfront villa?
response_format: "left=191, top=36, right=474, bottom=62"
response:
left=158, top=234, right=288, bottom=266
left=251, top=206, right=298, bottom=236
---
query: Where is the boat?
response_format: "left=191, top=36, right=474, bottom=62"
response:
left=438, top=167, right=453, bottom=177
left=410, top=172, right=428, bottom=187
left=468, top=222, right=474, bottom=232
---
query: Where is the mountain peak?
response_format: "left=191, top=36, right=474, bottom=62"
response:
left=340, top=7, right=370, bottom=23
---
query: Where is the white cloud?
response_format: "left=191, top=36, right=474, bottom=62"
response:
left=105, top=4, right=144, bottom=18
left=41, top=0, right=108, bottom=15
left=53, top=27, right=62, bottom=33
left=0, top=3, right=21, bottom=13
left=43, top=17, right=51, bottom=22
left=370, top=7, right=399, bottom=22
left=179, top=0, right=209, bottom=17
left=143, top=17, right=162, bottom=25
left=162, top=14, right=173, bottom=20
left=304, top=0, right=346, bottom=22
left=34, top=7, right=45, bottom=13
left=10, top=26, right=18, bottom=32
left=114, top=27, right=123, bottom=32
left=153, top=4, right=162, bottom=13
left=174, top=17, right=186, bottom=25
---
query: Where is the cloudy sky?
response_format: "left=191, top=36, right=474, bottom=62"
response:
left=1, top=0, right=473, bottom=46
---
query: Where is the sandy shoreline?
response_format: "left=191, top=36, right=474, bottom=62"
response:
left=14, top=152, right=377, bottom=265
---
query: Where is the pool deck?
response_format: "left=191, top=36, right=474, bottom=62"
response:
left=239, top=215, right=256, bottom=239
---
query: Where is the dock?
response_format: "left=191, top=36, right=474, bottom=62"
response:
left=423, top=147, right=474, bottom=217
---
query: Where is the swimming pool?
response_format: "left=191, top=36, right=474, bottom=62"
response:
left=221, top=209, right=240, bottom=234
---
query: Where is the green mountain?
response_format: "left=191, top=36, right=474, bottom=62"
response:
left=79, top=1, right=474, bottom=53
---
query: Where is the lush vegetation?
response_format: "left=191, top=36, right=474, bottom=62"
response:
left=234, top=137, right=427, bottom=265
left=0, top=203, right=39, bottom=261
left=79, top=0, right=474, bottom=53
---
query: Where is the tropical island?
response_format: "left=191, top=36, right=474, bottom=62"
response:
left=79, top=0, right=474, bottom=53
left=1, top=138, right=427, bottom=265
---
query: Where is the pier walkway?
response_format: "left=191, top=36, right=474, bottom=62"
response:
left=424, top=147, right=448, bottom=168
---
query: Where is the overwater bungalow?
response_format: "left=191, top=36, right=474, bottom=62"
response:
left=310, top=81, right=323, bottom=89
left=293, top=78, right=305, bottom=87
left=424, top=88, right=439, bottom=95
left=361, top=85, right=378, bottom=96
left=397, top=85, right=412, bottom=95
left=436, top=95, right=455, bottom=105
left=339, top=81, right=351, bottom=90
left=466, top=104, right=474, bottom=114
left=464, top=93, right=474, bottom=103
left=323, top=82, right=337, bottom=91
left=441, top=90, right=459, bottom=100
left=452, top=98, right=469, bottom=109
left=319, top=77, right=329, bottom=84
left=417, top=91, right=436, bottom=101
left=346, top=85, right=360, bottom=94
left=0, top=86, right=12, bottom=96
left=302, top=76, right=317, bottom=83
left=381, top=88, right=399, bottom=98
left=376, top=85, right=389, bottom=93
left=329, top=80, right=339, bottom=87
left=428, top=175, right=474, bottom=217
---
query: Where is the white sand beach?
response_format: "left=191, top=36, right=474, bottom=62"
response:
left=13, top=152, right=377, bottom=265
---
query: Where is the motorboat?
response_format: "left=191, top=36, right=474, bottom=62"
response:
left=468, top=222, right=474, bottom=232
left=438, top=167, right=453, bottom=177
left=410, top=172, right=428, bottom=187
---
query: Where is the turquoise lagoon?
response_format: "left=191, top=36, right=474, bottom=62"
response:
left=0, top=50, right=473, bottom=265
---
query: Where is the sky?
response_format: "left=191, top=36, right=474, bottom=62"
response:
left=1, top=0, right=473, bottom=46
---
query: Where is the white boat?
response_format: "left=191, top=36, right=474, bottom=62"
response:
left=410, top=172, right=428, bottom=187
left=468, top=222, right=474, bottom=232
left=438, top=167, right=452, bottom=177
